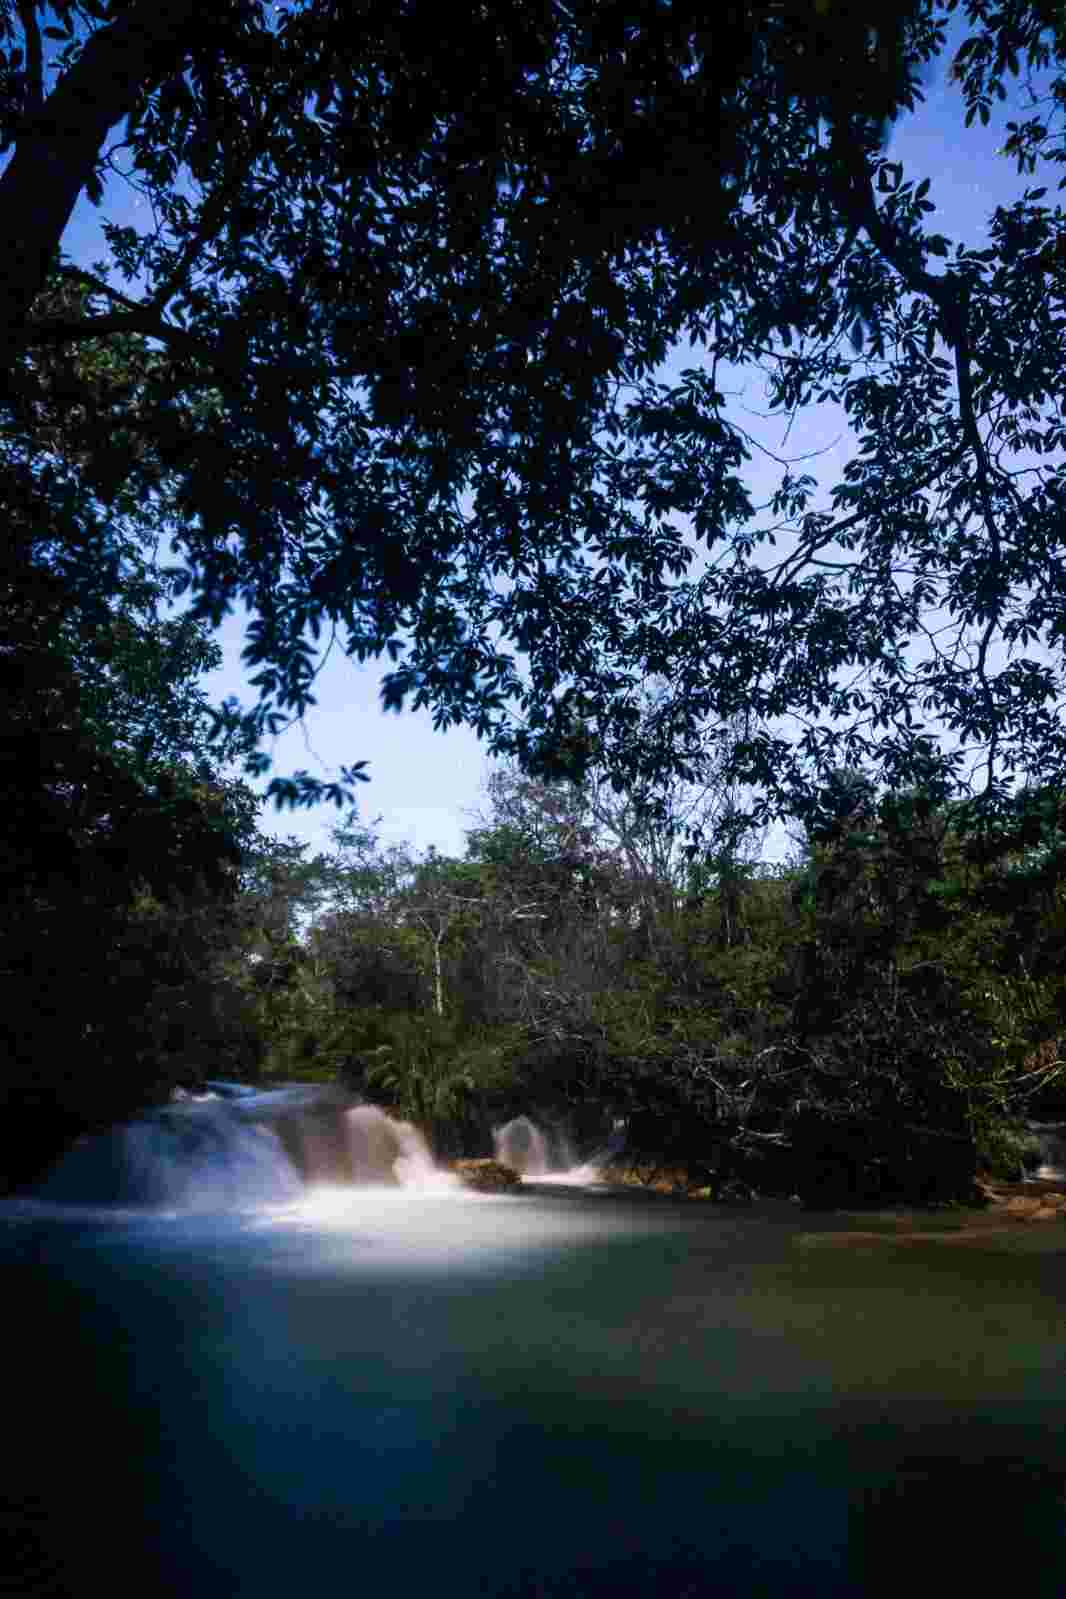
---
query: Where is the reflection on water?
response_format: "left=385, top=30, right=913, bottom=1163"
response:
left=3, top=1182, right=1066, bottom=1597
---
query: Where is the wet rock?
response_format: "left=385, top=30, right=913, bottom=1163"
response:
left=986, top=1184, right=1066, bottom=1222
left=453, top=1159, right=522, bottom=1192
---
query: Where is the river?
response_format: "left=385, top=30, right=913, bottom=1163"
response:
left=3, top=1101, right=1065, bottom=1595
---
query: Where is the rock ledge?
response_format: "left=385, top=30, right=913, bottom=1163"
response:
left=453, top=1158, right=522, bottom=1193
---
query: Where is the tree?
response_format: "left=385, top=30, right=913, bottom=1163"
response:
left=0, top=650, right=259, bottom=1188
left=0, top=281, right=267, bottom=1185
left=12, top=0, right=1057, bottom=812
left=473, top=690, right=769, bottom=951
left=1, top=2, right=930, bottom=354
left=316, top=825, right=491, bottom=1019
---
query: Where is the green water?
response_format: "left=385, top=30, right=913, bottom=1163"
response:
left=3, top=1187, right=1065, bottom=1596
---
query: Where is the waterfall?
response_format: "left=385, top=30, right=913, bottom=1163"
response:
left=493, top=1115, right=606, bottom=1182
left=29, top=1086, right=620, bottom=1211
left=35, top=1100, right=304, bottom=1210
left=32, top=1089, right=455, bottom=1209
left=346, top=1105, right=453, bottom=1189
left=1026, top=1121, right=1066, bottom=1182
left=494, top=1116, right=552, bottom=1175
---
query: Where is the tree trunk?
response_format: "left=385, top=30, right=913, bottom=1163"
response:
left=719, top=859, right=742, bottom=947
left=432, top=933, right=444, bottom=1018
left=1, top=0, right=198, bottom=377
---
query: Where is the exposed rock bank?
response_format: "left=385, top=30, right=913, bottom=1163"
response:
left=452, top=1158, right=522, bottom=1193
left=584, top=1162, right=1066, bottom=1229
left=976, top=1177, right=1066, bottom=1223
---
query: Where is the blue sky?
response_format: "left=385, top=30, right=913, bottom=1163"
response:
left=52, top=10, right=1056, bottom=864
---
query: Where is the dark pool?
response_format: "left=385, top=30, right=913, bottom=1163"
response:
left=3, top=1183, right=1065, bottom=1596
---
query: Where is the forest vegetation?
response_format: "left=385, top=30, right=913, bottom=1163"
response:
left=4, top=0, right=1066, bottom=1194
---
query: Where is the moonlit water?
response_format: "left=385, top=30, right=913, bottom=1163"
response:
left=5, top=1089, right=1066, bottom=1597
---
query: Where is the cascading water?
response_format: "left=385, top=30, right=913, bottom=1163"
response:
left=493, top=1115, right=608, bottom=1183
left=346, top=1104, right=455, bottom=1189
left=494, top=1115, right=552, bottom=1176
left=31, top=1088, right=456, bottom=1210
left=1026, top=1120, right=1066, bottom=1182
left=34, top=1097, right=304, bottom=1210
left=26, top=1083, right=616, bottom=1216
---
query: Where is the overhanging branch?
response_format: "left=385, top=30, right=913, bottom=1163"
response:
left=1, top=0, right=199, bottom=376
left=830, top=131, right=1007, bottom=782
left=16, top=0, right=44, bottom=116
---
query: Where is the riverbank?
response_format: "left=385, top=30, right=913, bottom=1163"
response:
left=524, top=1161, right=1066, bottom=1234
left=965, top=1177, right=1066, bottom=1228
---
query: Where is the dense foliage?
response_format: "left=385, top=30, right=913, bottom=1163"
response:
left=0, top=277, right=262, bottom=1185
left=75, top=764, right=1054, bottom=1202
left=4, top=2, right=1066, bottom=1193
left=3, top=1, right=1066, bottom=807
left=0, top=622, right=260, bottom=1184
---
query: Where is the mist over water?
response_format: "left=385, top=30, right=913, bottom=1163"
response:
left=5, top=1086, right=1066, bottom=1597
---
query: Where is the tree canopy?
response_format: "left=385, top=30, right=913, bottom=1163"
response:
left=3, top=0, right=1066, bottom=813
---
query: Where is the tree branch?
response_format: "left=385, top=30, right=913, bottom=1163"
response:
left=22, top=311, right=213, bottom=361
left=56, top=261, right=158, bottom=318
left=766, top=445, right=966, bottom=592
left=831, top=136, right=1003, bottom=574
left=21, top=306, right=358, bottom=408
left=830, top=133, right=1008, bottom=783
left=145, top=84, right=290, bottom=317
left=16, top=0, right=44, bottom=115
left=1, top=0, right=199, bottom=378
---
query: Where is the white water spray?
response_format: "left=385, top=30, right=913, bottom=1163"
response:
left=35, top=1101, right=304, bottom=1210
left=1026, top=1121, right=1066, bottom=1182
left=493, top=1115, right=608, bottom=1184
left=494, top=1115, right=552, bottom=1175
left=346, top=1105, right=457, bottom=1191
left=32, top=1090, right=463, bottom=1210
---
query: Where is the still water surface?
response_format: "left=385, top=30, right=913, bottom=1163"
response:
left=4, top=1183, right=1066, bottom=1596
